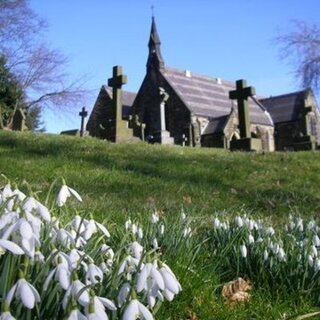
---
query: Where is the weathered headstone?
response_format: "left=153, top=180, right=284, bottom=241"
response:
left=229, top=79, right=262, bottom=151
left=108, top=66, right=133, bottom=142
left=293, top=100, right=316, bottom=150
left=159, top=87, right=174, bottom=145
left=12, top=108, right=27, bottom=131
left=79, top=107, right=88, bottom=137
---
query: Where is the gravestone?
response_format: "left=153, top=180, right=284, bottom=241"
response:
left=79, top=107, right=88, bottom=137
left=159, top=87, right=174, bottom=145
left=108, top=65, right=133, bottom=143
left=12, top=108, right=27, bottom=131
left=293, top=100, right=317, bottom=151
left=182, top=134, right=188, bottom=147
left=229, top=79, right=262, bottom=151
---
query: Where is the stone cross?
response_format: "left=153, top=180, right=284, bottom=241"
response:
left=159, top=87, right=169, bottom=131
left=182, top=134, right=188, bottom=147
left=79, top=107, right=88, bottom=137
left=108, top=66, right=127, bottom=141
left=229, top=79, right=255, bottom=138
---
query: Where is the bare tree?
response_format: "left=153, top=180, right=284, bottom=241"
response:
left=277, top=21, right=320, bottom=93
left=0, top=0, right=87, bottom=127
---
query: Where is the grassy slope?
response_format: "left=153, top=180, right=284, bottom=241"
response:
left=0, top=130, right=319, bottom=223
left=1, top=131, right=320, bottom=319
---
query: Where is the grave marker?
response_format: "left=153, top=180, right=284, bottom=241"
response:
left=79, top=107, right=88, bottom=137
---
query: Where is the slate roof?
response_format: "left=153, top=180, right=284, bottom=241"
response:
left=161, top=67, right=273, bottom=127
left=104, top=86, right=136, bottom=119
left=260, top=90, right=306, bottom=123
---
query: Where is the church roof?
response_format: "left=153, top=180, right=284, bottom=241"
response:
left=260, top=90, right=306, bottom=123
left=202, top=115, right=229, bottom=135
left=161, top=67, right=273, bottom=126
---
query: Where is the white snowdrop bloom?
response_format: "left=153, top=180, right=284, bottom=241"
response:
left=181, top=211, right=186, bottom=220
left=307, top=220, right=316, bottom=230
left=63, top=280, right=90, bottom=309
left=159, top=224, right=165, bottom=235
left=67, top=309, right=87, bottom=320
left=296, top=218, right=304, bottom=232
left=57, top=185, right=82, bottom=207
left=0, top=311, right=16, bottom=320
left=125, top=219, right=132, bottom=230
left=122, top=299, right=154, bottom=320
left=152, top=238, right=159, bottom=250
left=138, top=227, right=143, bottom=239
left=213, top=218, right=220, bottom=229
left=308, top=254, right=314, bottom=268
left=248, top=234, right=255, bottom=244
left=288, top=221, right=295, bottom=231
left=86, top=263, right=104, bottom=285
left=131, top=223, right=137, bottom=235
left=136, top=263, right=165, bottom=293
left=240, top=244, right=247, bottom=258
left=43, top=262, right=71, bottom=291
left=0, top=239, right=24, bottom=255
left=278, top=248, right=286, bottom=261
left=266, top=227, right=275, bottom=236
left=6, top=278, right=40, bottom=309
left=272, top=243, right=280, bottom=255
left=256, top=237, right=264, bottom=243
left=263, top=249, right=269, bottom=261
left=56, top=229, right=75, bottom=248
left=118, top=256, right=140, bottom=276
left=12, top=188, right=26, bottom=202
left=235, top=216, right=243, bottom=227
left=67, top=249, right=84, bottom=270
left=248, top=219, right=255, bottom=231
left=150, top=212, right=159, bottom=224
left=2, top=184, right=13, bottom=200
left=95, top=221, right=110, bottom=238
left=159, top=263, right=182, bottom=296
left=312, top=235, right=320, bottom=247
left=311, top=245, right=318, bottom=258
left=86, top=296, right=117, bottom=319
left=129, top=241, right=144, bottom=259
left=314, top=259, right=320, bottom=272
left=117, top=282, right=131, bottom=307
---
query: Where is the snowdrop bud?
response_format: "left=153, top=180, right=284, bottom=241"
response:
left=159, top=224, right=165, bottom=235
left=183, top=227, right=192, bottom=238
left=240, top=244, right=247, bottom=258
left=181, top=211, right=186, bottom=220
left=273, top=243, right=280, bottom=254
left=288, top=221, right=295, bottom=231
left=150, top=212, right=159, bottom=224
left=213, top=218, right=220, bottom=229
left=278, top=248, right=286, bottom=261
left=125, top=219, right=132, bottom=230
left=314, top=259, right=320, bottom=272
left=307, top=220, right=316, bottom=230
left=235, top=216, right=243, bottom=227
left=308, top=254, right=314, bottom=267
left=152, top=238, right=159, bottom=250
left=137, top=227, right=143, bottom=239
left=117, top=283, right=131, bottom=307
left=263, top=249, right=269, bottom=261
left=266, top=227, right=275, bottom=236
left=296, top=218, right=304, bottom=232
left=312, top=235, right=320, bottom=247
left=311, top=245, right=318, bottom=258
left=131, top=223, right=137, bottom=235
left=248, top=219, right=254, bottom=231
left=248, top=234, right=255, bottom=244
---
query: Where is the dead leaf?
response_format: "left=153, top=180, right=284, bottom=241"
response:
left=183, top=196, right=192, bottom=204
left=222, top=277, right=252, bottom=305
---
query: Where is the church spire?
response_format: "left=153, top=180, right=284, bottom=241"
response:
left=147, top=16, right=165, bottom=70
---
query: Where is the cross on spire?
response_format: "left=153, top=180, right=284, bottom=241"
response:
left=79, top=107, right=88, bottom=137
left=151, top=4, right=155, bottom=17
left=229, top=79, right=255, bottom=138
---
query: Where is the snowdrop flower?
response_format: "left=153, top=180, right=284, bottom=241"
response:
left=296, top=218, right=304, bottom=232
left=137, top=227, right=143, bottom=239
left=308, top=254, right=314, bottom=268
left=85, top=295, right=117, bottom=319
left=307, top=220, right=316, bottom=230
left=248, top=234, right=255, bottom=244
left=57, top=185, right=82, bottom=207
left=125, top=219, right=132, bottom=230
left=129, top=241, right=144, bottom=260
left=213, top=218, right=220, bottom=229
left=314, top=258, right=320, bottom=272
left=181, top=211, right=186, bottom=220
left=86, top=263, right=104, bottom=285
left=67, top=309, right=87, bottom=320
left=159, top=224, right=165, bottom=235
left=131, top=223, right=137, bottom=235
left=240, top=244, right=247, bottom=258
left=118, top=256, right=140, bottom=277
left=150, top=212, right=159, bottom=224
left=0, top=239, right=24, bottom=255
left=263, top=249, right=269, bottom=261
left=101, top=244, right=114, bottom=266
left=63, top=279, right=90, bottom=309
left=23, top=197, right=51, bottom=222
left=183, top=227, right=192, bottom=238
left=137, top=263, right=165, bottom=293
left=311, top=245, right=318, bottom=258
left=117, top=282, right=131, bottom=307
left=278, top=248, right=286, bottom=261
left=159, top=263, right=182, bottom=301
left=235, top=216, right=243, bottom=227
left=0, top=311, right=16, bottom=320
left=43, top=260, right=70, bottom=291
left=6, top=278, right=40, bottom=309
left=67, top=248, right=85, bottom=270
left=152, top=238, right=159, bottom=250
left=313, top=235, right=320, bottom=247
left=265, top=227, right=275, bottom=236
left=122, top=299, right=154, bottom=320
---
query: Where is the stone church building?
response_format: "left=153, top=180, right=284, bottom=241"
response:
left=86, top=18, right=320, bottom=151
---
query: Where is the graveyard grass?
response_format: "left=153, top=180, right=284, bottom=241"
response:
left=1, top=130, right=320, bottom=319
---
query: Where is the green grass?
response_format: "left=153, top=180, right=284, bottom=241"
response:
left=1, top=130, right=320, bottom=319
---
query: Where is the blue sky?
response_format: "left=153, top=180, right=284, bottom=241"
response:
left=29, top=0, right=320, bottom=133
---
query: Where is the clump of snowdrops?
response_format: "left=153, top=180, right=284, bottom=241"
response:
left=209, top=213, right=320, bottom=302
left=0, top=179, right=182, bottom=319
